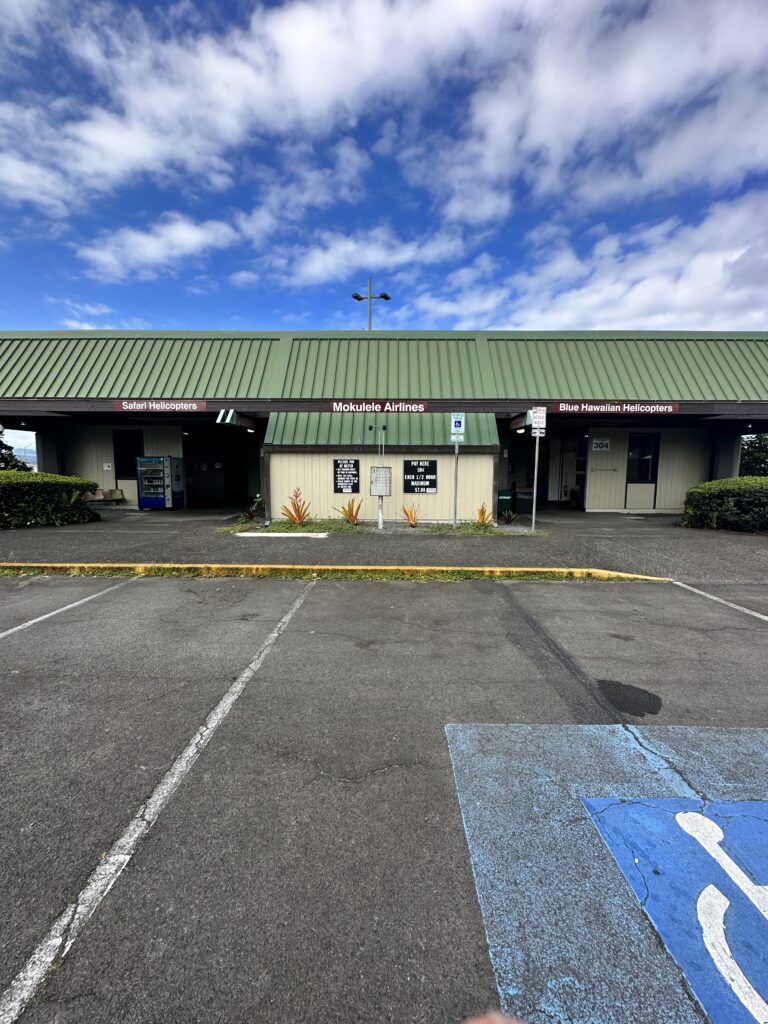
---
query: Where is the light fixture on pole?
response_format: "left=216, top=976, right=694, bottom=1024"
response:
left=352, top=277, right=391, bottom=330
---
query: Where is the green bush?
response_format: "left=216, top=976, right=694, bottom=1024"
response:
left=0, top=471, right=99, bottom=529
left=682, top=476, right=768, bottom=532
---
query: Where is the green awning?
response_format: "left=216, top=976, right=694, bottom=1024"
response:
left=264, top=412, right=499, bottom=448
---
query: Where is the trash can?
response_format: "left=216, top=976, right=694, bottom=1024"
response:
left=498, top=489, right=513, bottom=514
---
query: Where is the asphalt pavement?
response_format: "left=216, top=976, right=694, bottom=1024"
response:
left=2, top=572, right=768, bottom=1023
left=2, top=508, right=768, bottom=583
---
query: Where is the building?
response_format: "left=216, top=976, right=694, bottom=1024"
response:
left=0, top=331, right=766, bottom=518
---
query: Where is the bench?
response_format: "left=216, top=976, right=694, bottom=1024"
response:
left=86, top=488, right=125, bottom=507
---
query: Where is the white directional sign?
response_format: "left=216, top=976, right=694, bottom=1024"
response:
left=531, top=428, right=545, bottom=438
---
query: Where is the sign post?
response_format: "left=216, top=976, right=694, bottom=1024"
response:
left=530, top=407, right=547, bottom=532
left=451, top=413, right=465, bottom=527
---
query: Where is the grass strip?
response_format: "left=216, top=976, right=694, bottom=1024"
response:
left=0, top=562, right=671, bottom=582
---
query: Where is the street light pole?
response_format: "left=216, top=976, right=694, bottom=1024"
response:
left=351, top=278, right=391, bottom=330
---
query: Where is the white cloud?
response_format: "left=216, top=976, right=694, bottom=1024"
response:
left=276, top=225, right=464, bottom=285
left=229, top=269, right=259, bottom=288
left=60, top=318, right=116, bottom=329
left=0, top=152, right=71, bottom=216
left=402, top=190, right=768, bottom=329
left=46, top=296, right=113, bottom=316
left=0, top=0, right=764, bottom=239
left=0, top=0, right=508, bottom=214
left=77, top=212, right=239, bottom=281
left=397, top=0, right=768, bottom=220
left=236, top=137, right=371, bottom=245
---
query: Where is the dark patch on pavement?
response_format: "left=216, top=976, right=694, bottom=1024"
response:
left=597, top=679, right=663, bottom=717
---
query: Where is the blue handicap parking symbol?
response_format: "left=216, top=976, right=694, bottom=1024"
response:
left=585, top=799, right=768, bottom=1024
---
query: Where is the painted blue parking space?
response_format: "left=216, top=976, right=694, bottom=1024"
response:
left=587, top=799, right=768, bottom=1024
left=446, top=725, right=768, bottom=1024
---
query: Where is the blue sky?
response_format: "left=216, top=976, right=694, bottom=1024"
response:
left=0, top=0, right=767, bottom=349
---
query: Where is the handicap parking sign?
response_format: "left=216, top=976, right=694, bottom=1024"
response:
left=585, top=799, right=768, bottom=1024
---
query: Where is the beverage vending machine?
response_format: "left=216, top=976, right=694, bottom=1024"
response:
left=136, top=456, right=185, bottom=509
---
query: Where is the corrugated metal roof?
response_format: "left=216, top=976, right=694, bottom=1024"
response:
left=486, top=336, right=768, bottom=400
left=278, top=336, right=491, bottom=399
left=265, top=412, right=499, bottom=447
left=0, top=335, right=288, bottom=399
left=1, top=331, right=767, bottom=401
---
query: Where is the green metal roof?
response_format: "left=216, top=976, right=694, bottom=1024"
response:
left=0, top=334, right=286, bottom=400
left=487, top=336, right=768, bottom=401
left=1, top=331, right=768, bottom=401
left=265, top=412, right=499, bottom=448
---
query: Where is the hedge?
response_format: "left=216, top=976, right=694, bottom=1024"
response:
left=0, top=471, right=99, bottom=529
left=681, top=476, right=768, bottom=532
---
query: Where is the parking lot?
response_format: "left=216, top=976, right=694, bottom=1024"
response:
left=2, top=567, right=768, bottom=1023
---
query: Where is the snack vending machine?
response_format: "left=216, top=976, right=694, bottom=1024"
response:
left=136, top=456, right=185, bottom=509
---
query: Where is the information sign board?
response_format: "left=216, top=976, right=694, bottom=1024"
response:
left=592, top=438, right=611, bottom=452
left=370, top=466, right=392, bottom=496
left=531, top=428, right=545, bottom=438
left=451, top=412, right=465, bottom=443
left=404, top=460, right=438, bottom=494
left=531, top=406, right=547, bottom=428
left=333, top=458, right=360, bottom=493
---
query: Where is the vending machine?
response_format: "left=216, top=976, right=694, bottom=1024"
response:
left=136, top=456, right=185, bottom=509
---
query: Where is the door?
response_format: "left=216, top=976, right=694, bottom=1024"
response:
left=626, top=433, right=660, bottom=509
left=559, top=438, right=587, bottom=507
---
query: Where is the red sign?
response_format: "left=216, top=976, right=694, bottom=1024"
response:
left=330, top=400, right=429, bottom=413
left=112, top=400, right=207, bottom=413
left=553, top=401, right=680, bottom=414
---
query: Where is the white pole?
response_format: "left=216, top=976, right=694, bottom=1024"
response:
left=531, top=435, right=540, bottom=532
left=453, top=442, right=459, bottom=527
left=378, top=423, right=384, bottom=530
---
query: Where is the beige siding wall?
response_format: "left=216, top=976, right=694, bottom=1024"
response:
left=60, top=424, right=183, bottom=507
left=655, top=428, right=709, bottom=509
left=269, top=452, right=495, bottom=522
left=61, top=426, right=114, bottom=489
left=585, top=429, right=628, bottom=510
left=585, top=427, right=709, bottom=511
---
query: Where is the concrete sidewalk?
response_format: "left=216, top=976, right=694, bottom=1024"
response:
left=1, top=508, right=768, bottom=583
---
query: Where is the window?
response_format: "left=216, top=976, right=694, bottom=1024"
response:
left=627, top=433, right=659, bottom=483
left=113, top=430, right=144, bottom=478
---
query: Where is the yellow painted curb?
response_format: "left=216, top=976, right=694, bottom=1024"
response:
left=0, top=561, right=671, bottom=582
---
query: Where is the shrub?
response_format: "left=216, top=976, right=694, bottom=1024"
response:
left=401, top=504, right=419, bottom=527
left=499, top=509, right=518, bottom=525
left=333, top=497, right=363, bottom=524
left=242, top=493, right=265, bottom=521
left=475, top=502, right=493, bottom=526
left=280, top=487, right=311, bottom=524
left=0, top=471, right=98, bottom=529
left=681, top=476, right=768, bottom=533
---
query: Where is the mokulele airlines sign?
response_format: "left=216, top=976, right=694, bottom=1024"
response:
left=553, top=401, right=680, bottom=414
left=330, top=400, right=429, bottom=413
left=112, top=399, right=207, bottom=412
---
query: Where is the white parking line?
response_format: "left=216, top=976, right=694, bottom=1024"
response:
left=236, top=532, right=329, bottom=538
left=0, top=579, right=315, bottom=1024
left=674, top=581, right=768, bottom=623
left=0, top=579, right=136, bottom=642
